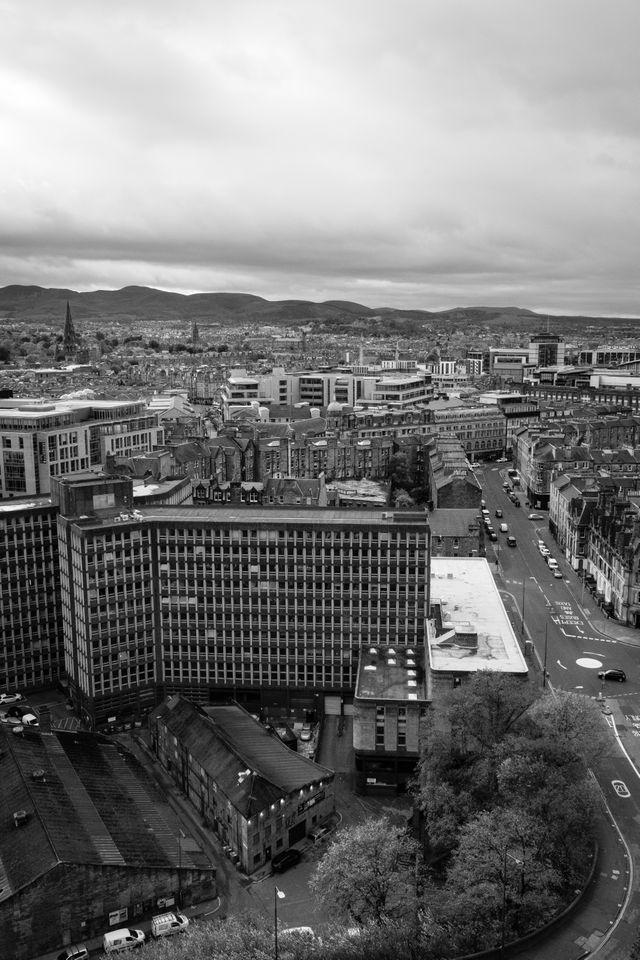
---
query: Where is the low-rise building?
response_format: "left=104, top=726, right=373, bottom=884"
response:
left=0, top=722, right=215, bottom=960
left=152, top=697, right=334, bottom=874
left=353, top=644, right=429, bottom=795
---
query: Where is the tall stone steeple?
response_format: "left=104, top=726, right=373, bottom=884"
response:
left=63, top=301, right=77, bottom=355
left=192, top=319, right=200, bottom=345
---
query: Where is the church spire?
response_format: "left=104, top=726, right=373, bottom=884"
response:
left=63, top=301, right=77, bottom=355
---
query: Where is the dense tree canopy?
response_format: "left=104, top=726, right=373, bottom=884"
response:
left=411, top=673, right=605, bottom=954
left=310, top=817, right=418, bottom=926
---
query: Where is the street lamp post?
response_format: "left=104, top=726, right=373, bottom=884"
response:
left=274, top=886, right=285, bottom=960
left=542, top=623, right=548, bottom=688
left=499, top=851, right=523, bottom=958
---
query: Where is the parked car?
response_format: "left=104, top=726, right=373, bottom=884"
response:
left=506, top=536, right=517, bottom=547
left=513, top=498, right=520, bottom=507
left=489, top=532, right=498, bottom=541
left=495, top=509, right=503, bottom=518
left=553, top=568, right=563, bottom=579
left=308, top=825, right=331, bottom=844
left=271, top=847, right=302, bottom=873
left=539, top=544, right=550, bottom=557
left=528, top=513, right=544, bottom=520
left=280, top=928, right=316, bottom=943
left=598, top=668, right=626, bottom=683
left=0, top=712, right=38, bottom=726
left=151, top=912, right=190, bottom=938
left=0, top=692, right=24, bottom=705
left=57, top=946, right=89, bottom=960
left=547, top=558, right=559, bottom=570
left=102, top=928, right=145, bottom=953
left=497, top=457, right=508, bottom=463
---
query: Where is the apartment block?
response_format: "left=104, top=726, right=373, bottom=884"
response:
left=0, top=398, right=164, bottom=498
left=430, top=404, right=505, bottom=459
left=55, top=475, right=430, bottom=729
left=221, top=366, right=433, bottom=419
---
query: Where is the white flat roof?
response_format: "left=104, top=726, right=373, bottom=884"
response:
left=429, top=557, right=528, bottom=675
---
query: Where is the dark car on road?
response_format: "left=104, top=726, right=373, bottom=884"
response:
left=598, top=668, right=626, bottom=683
left=271, top=848, right=302, bottom=873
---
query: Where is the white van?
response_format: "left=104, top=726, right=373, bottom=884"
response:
left=102, top=928, right=145, bottom=953
left=499, top=523, right=508, bottom=533
left=151, top=912, right=190, bottom=938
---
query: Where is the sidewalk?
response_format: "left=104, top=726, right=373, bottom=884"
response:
left=564, top=569, right=640, bottom=647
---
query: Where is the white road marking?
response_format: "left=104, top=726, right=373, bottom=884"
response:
left=557, top=660, right=567, bottom=670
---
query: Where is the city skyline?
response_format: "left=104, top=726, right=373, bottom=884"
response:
left=2, top=1, right=640, bottom=316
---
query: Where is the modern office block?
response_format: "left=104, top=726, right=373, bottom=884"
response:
left=55, top=476, right=431, bottom=729
left=0, top=497, right=62, bottom=691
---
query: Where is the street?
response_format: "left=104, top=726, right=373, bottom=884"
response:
left=478, top=461, right=640, bottom=959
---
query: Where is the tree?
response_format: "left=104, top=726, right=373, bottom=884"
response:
left=443, top=808, right=562, bottom=953
left=525, top=690, right=610, bottom=768
left=387, top=452, right=412, bottom=491
left=0, top=343, right=12, bottom=363
left=310, top=818, right=418, bottom=925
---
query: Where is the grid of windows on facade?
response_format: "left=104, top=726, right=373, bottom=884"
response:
left=75, top=529, right=155, bottom=697
left=155, top=523, right=427, bottom=690
left=397, top=706, right=407, bottom=748
left=0, top=510, right=62, bottom=686
left=376, top=706, right=385, bottom=747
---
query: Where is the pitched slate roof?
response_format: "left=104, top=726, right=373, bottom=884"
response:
left=155, top=697, right=333, bottom=819
left=0, top=726, right=210, bottom=901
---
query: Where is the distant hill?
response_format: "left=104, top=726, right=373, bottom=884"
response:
left=0, top=285, right=636, bottom=334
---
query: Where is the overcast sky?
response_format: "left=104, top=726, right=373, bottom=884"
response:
left=1, top=0, right=639, bottom=315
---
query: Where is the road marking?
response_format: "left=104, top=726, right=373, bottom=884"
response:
left=612, top=780, right=631, bottom=798
left=557, top=659, right=567, bottom=670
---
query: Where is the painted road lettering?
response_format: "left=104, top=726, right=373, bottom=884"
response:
left=612, top=780, right=631, bottom=798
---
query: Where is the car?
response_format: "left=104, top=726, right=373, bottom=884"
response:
left=0, top=712, right=38, bottom=726
left=513, top=499, right=520, bottom=507
left=280, top=928, right=316, bottom=943
left=497, top=457, right=508, bottom=463
left=299, top=723, right=312, bottom=741
left=598, top=668, right=626, bottom=682
left=553, top=568, right=563, bottom=579
left=528, top=513, right=544, bottom=521
left=502, top=481, right=510, bottom=489
left=151, top=912, right=190, bottom=938
left=308, top=825, right=330, bottom=844
left=0, top=693, right=24, bottom=705
left=489, top=532, right=498, bottom=542
left=271, top=847, right=302, bottom=873
left=57, top=947, right=89, bottom=960
left=495, top=509, right=503, bottom=518
left=506, top=536, right=517, bottom=547
left=539, top=545, right=550, bottom=557
left=547, top=558, right=559, bottom=570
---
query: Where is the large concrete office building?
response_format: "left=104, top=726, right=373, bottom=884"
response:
left=54, top=475, right=430, bottom=729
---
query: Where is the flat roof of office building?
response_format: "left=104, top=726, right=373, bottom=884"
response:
left=429, top=557, right=528, bottom=676
left=355, top=645, right=427, bottom=702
